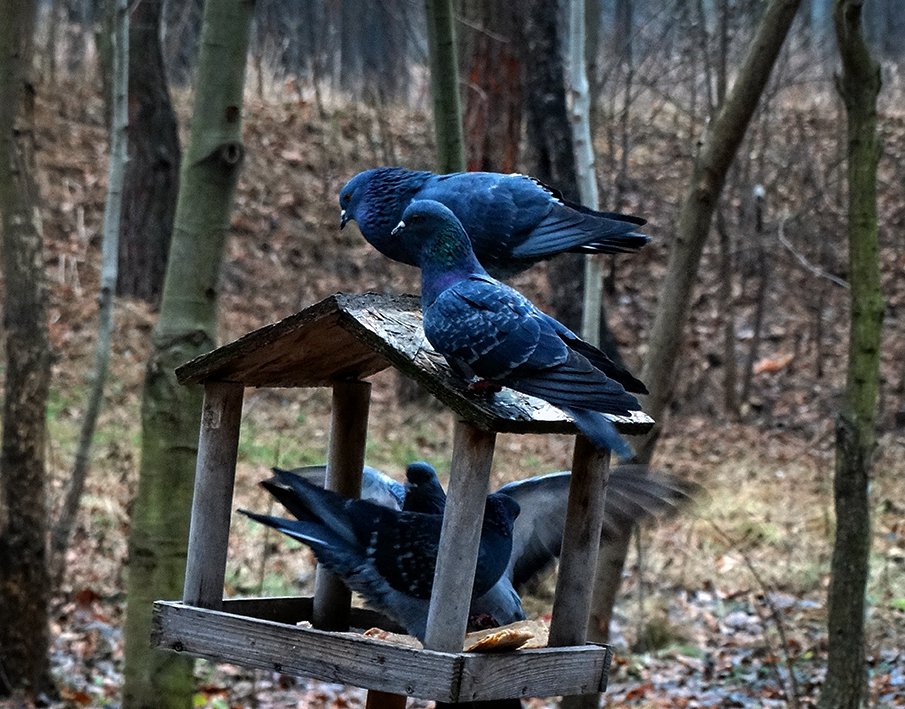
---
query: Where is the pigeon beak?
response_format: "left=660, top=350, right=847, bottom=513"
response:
left=391, top=219, right=405, bottom=236
left=340, top=209, right=349, bottom=230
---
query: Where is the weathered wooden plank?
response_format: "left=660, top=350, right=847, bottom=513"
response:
left=153, top=601, right=461, bottom=699
left=182, top=382, right=244, bottom=609
left=151, top=601, right=612, bottom=701
left=424, top=421, right=497, bottom=652
left=314, top=380, right=372, bottom=631
left=456, top=644, right=612, bottom=699
left=548, top=436, right=611, bottom=649
left=174, top=292, right=654, bottom=435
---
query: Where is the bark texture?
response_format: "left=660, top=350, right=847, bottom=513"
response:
left=460, top=2, right=522, bottom=172
left=818, top=1, right=883, bottom=707
left=0, top=0, right=52, bottom=697
left=121, top=1, right=254, bottom=706
left=118, top=0, right=180, bottom=304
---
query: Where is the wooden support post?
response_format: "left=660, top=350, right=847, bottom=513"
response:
left=183, top=381, right=245, bottom=609
left=548, top=435, right=611, bottom=647
left=313, top=380, right=371, bottom=631
left=424, top=421, right=497, bottom=653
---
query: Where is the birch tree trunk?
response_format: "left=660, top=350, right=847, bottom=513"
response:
left=568, top=0, right=604, bottom=347
left=818, top=1, right=883, bottom=706
left=0, top=0, right=52, bottom=697
left=51, top=0, right=129, bottom=587
left=121, top=1, right=254, bottom=706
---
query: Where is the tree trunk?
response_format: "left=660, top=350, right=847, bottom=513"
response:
left=118, top=0, right=180, bottom=304
left=121, top=1, right=254, bottom=706
left=0, top=0, right=53, bottom=698
left=521, top=0, right=584, bottom=332
left=460, top=2, right=522, bottom=172
left=568, top=0, right=604, bottom=348
left=635, top=0, right=802, bottom=462
left=425, top=0, right=464, bottom=173
left=51, top=0, right=129, bottom=586
left=818, top=2, right=882, bottom=707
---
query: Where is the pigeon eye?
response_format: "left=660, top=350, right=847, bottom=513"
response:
left=411, top=214, right=425, bottom=223
left=342, top=192, right=351, bottom=203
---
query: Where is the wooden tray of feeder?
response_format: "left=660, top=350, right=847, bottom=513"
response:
left=152, top=598, right=612, bottom=702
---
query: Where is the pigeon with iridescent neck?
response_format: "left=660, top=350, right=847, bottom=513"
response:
left=392, top=199, right=645, bottom=458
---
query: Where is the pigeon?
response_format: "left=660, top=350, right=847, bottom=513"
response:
left=390, top=199, right=646, bottom=457
left=338, top=167, right=650, bottom=278
left=285, top=461, right=698, bottom=627
left=239, top=468, right=520, bottom=641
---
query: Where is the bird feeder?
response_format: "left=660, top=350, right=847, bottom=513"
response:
left=151, top=292, right=654, bottom=705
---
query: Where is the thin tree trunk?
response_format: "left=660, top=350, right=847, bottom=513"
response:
left=51, top=0, right=128, bottom=587
left=740, top=191, right=768, bottom=405
left=569, top=0, right=603, bottom=348
left=118, top=0, right=180, bottom=304
left=0, top=0, right=52, bottom=697
left=716, top=206, right=739, bottom=416
left=818, top=2, right=882, bottom=707
left=635, top=0, right=802, bottom=463
left=425, top=0, right=464, bottom=173
left=121, top=1, right=254, bottom=706
left=460, top=2, right=522, bottom=173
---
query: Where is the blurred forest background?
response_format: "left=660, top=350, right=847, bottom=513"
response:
left=0, top=0, right=903, bottom=707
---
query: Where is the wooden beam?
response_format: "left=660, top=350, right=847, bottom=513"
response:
left=548, top=435, right=611, bottom=647
left=424, top=421, right=497, bottom=652
left=182, top=381, right=244, bottom=609
left=313, top=380, right=371, bottom=631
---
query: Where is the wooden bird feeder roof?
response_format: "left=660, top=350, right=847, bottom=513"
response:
left=175, top=291, right=654, bottom=436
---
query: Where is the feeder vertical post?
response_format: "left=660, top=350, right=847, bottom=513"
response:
left=548, top=435, right=611, bottom=646
left=424, top=420, right=497, bottom=652
left=312, top=380, right=372, bottom=630
left=183, top=381, right=245, bottom=609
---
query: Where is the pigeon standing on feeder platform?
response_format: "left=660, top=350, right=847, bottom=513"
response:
left=390, top=199, right=647, bottom=458
left=338, top=167, right=650, bottom=278
left=239, top=468, right=520, bottom=642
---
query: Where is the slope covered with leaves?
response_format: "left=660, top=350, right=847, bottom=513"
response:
left=28, top=78, right=905, bottom=708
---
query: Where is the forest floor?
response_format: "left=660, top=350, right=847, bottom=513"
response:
left=16, top=76, right=905, bottom=708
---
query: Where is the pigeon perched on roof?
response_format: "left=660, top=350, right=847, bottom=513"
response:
left=338, top=167, right=650, bottom=278
left=286, top=461, right=698, bottom=627
left=390, top=199, right=646, bottom=457
left=239, top=468, right=520, bottom=641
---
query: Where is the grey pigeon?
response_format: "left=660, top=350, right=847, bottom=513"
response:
left=239, top=468, right=520, bottom=641
left=391, top=199, right=645, bottom=457
left=286, top=461, right=698, bottom=627
left=339, top=166, right=649, bottom=278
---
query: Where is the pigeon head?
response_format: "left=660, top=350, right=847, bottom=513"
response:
left=392, top=200, right=489, bottom=301
left=403, top=461, right=446, bottom=515
left=484, top=492, right=521, bottom=536
left=338, top=167, right=431, bottom=264
left=338, top=169, right=373, bottom=230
